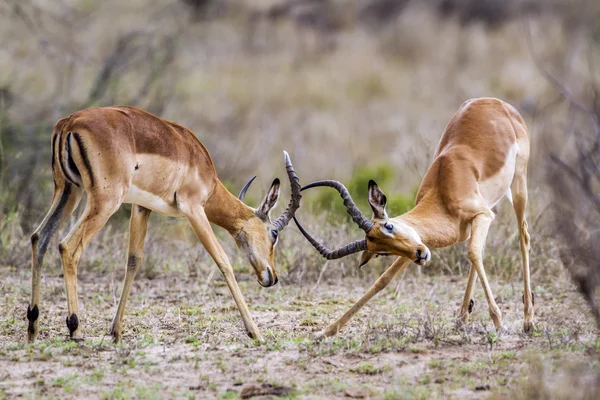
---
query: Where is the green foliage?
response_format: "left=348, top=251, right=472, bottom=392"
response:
left=307, top=163, right=416, bottom=221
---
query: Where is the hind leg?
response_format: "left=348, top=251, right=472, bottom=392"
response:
left=512, top=173, right=533, bottom=332
left=110, top=205, right=151, bottom=343
left=457, top=264, right=477, bottom=324
left=59, top=195, right=122, bottom=340
left=28, top=183, right=82, bottom=342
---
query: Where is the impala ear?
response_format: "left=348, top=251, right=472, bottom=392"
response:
left=367, top=180, right=388, bottom=220
left=256, top=178, right=281, bottom=221
left=359, top=251, right=375, bottom=268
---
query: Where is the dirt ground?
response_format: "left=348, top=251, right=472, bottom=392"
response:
left=1, top=260, right=598, bottom=400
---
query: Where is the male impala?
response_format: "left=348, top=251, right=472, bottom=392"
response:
left=27, top=106, right=301, bottom=343
left=295, top=98, right=533, bottom=337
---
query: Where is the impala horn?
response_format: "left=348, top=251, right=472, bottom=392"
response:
left=238, top=176, right=257, bottom=201
left=293, top=180, right=374, bottom=259
left=272, top=151, right=302, bottom=231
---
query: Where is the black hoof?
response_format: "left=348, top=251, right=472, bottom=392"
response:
left=27, top=304, right=39, bottom=322
left=66, top=314, right=79, bottom=336
left=468, top=299, right=474, bottom=314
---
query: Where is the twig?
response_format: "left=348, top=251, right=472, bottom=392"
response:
left=525, top=19, right=600, bottom=137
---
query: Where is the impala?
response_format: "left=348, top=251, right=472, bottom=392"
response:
left=27, top=106, right=301, bottom=343
left=294, top=98, right=533, bottom=337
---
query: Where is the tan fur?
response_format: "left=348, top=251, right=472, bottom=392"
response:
left=318, top=98, right=533, bottom=338
left=28, top=106, right=285, bottom=343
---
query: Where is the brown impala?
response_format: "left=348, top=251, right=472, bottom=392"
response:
left=295, top=98, right=533, bottom=338
left=27, top=106, right=301, bottom=343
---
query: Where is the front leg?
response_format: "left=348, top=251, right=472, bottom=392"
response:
left=319, top=257, right=412, bottom=338
left=186, top=207, right=263, bottom=341
left=457, top=263, right=477, bottom=324
left=468, top=213, right=502, bottom=330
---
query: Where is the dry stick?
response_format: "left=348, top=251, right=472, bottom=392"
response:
left=529, top=18, right=600, bottom=328
left=312, top=260, right=329, bottom=290
left=525, top=19, right=600, bottom=137
left=394, top=258, right=407, bottom=299
left=551, top=155, right=600, bottom=211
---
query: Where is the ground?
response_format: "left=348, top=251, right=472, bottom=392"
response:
left=1, top=261, right=598, bottom=399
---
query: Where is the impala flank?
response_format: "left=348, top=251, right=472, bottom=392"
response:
left=27, top=106, right=301, bottom=343
left=295, top=98, right=533, bottom=338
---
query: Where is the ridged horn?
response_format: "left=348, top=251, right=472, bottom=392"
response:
left=238, top=176, right=257, bottom=201
left=272, top=151, right=302, bottom=231
left=301, top=180, right=374, bottom=232
left=293, top=217, right=368, bottom=259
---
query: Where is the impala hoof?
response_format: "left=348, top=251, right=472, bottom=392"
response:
left=247, top=330, right=265, bottom=343
left=27, top=304, right=40, bottom=342
left=456, top=314, right=468, bottom=327
left=27, top=304, right=39, bottom=322
left=66, top=314, right=79, bottom=338
left=313, top=331, right=326, bottom=343
left=27, top=331, right=38, bottom=343
left=523, top=321, right=535, bottom=334
left=109, top=324, right=122, bottom=344
left=496, top=325, right=510, bottom=337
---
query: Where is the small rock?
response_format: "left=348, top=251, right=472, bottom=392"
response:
left=345, top=386, right=370, bottom=398
left=475, top=384, right=491, bottom=391
left=241, top=383, right=292, bottom=399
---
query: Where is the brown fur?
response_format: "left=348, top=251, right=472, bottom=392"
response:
left=28, top=106, right=286, bottom=343
left=317, top=98, right=534, bottom=338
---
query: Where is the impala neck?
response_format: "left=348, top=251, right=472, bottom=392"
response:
left=204, top=180, right=255, bottom=234
left=398, top=198, right=459, bottom=249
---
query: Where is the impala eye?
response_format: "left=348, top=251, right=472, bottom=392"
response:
left=384, top=222, right=393, bottom=232
left=271, top=229, right=279, bottom=239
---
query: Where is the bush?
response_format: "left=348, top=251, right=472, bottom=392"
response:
left=307, top=163, right=416, bottom=221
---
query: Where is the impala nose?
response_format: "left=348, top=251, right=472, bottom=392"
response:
left=259, top=267, right=278, bottom=287
left=415, top=246, right=431, bottom=265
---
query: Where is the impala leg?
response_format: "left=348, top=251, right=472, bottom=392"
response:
left=186, top=207, right=263, bottom=341
left=512, top=174, right=534, bottom=332
left=468, top=213, right=502, bottom=330
left=457, top=264, right=477, bottom=324
left=319, top=257, right=412, bottom=338
left=59, top=197, right=122, bottom=340
left=28, top=183, right=82, bottom=342
left=110, top=205, right=152, bottom=343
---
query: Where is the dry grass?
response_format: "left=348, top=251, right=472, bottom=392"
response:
left=1, top=260, right=598, bottom=399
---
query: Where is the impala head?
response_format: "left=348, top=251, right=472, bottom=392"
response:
left=293, top=179, right=430, bottom=267
left=236, top=151, right=301, bottom=287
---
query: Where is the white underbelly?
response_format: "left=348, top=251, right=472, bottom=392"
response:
left=123, top=185, right=183, bottom=216
left=478, top=143, right=518, bottom=208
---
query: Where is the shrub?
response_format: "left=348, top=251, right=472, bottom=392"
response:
left=307, top=163, right=417, bottom=221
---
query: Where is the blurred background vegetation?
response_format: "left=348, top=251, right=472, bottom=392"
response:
left=1, top=0, right=600, bottom=298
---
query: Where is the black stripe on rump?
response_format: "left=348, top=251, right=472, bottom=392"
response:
left=65, top=132, right=82, bottom=187
left=56, top=131, right=67, bottom=180
left=72, top=132, right=94, bottom=186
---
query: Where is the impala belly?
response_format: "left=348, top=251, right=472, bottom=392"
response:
left=123, top=185, right=182, bottom=216
left=122, top=154, right=187, bottom=217
left=477, top=143, right=519, bottom=208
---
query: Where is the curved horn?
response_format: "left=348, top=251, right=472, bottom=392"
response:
left=302, top=180, right=374, bottom=232
left=273, top=151, right=302, bottom=231
left=238, top=176, right=257, bottom=201
left=293, top=217, right=368, bottom=259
